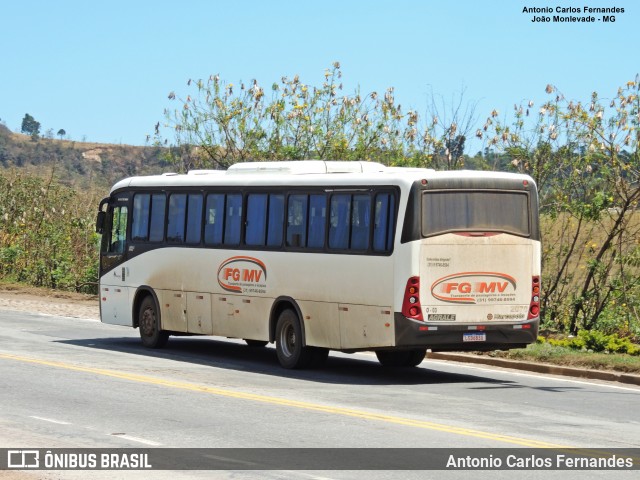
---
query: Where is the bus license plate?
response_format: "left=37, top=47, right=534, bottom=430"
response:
left=463, top=332, right=486, bottom=342
left=428, top=314, right=456, bottom=321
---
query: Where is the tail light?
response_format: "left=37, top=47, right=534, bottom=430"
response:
left=402, top=276, right=424, bottom=321
left=528, top=276, right=541, bottom=319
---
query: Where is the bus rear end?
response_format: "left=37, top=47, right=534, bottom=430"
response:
left=395, top=173, right=541, bottom=352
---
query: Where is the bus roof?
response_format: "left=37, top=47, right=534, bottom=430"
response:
left=109, top=161, right=535, bottom=193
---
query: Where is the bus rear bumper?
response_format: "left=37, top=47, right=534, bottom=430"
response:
left=394, top=313, right=539, bottom=352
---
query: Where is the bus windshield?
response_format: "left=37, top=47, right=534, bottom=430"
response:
left=421, top=190, right=530, bottom=237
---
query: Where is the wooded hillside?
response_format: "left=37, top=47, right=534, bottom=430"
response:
left=0, top=123, right=171, bottom=188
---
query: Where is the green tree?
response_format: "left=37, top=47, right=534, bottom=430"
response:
left=57, top=129, right=66, bottom=140
left=485, top=79, right=640, bottom=335
left=21, top=113, right=41, bottom=138
left=157, top=63, right=478, bottom=171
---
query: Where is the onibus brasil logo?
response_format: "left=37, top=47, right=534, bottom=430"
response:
left=217, top=256, right=268, bottom=293
left=431, top=272, right=517, bottom=304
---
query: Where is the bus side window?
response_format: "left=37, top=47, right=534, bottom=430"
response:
left=224, top=194, right=242, bottom=245
left=329, top=194, right=351, bottom=250
left=266, top=194, right=284, bottom=247
left=350, top=194, right=370, bottom=250
left=149, top=194, right=166, bottom=242
left=246, top=194, right=268, bottom=246
left=307, top=194, right=326, bottom=249
left=167, top=194, right=187, bottom=243
left=131, top=194, right=150, bottom=241
left=108, top=206, right=128, bottom=254
left=287, top=195, right=308, bottom=247
left=204, top=194, right=225, bottom=245
left=373, top=192, right=395, bottom=252
left=186, top=194, right=203, bottom=244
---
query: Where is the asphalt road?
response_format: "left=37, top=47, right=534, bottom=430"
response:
left=1, top=308, right=639, bottom=480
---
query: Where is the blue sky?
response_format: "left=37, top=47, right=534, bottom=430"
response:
left=1, top=0, right=637, bottom=153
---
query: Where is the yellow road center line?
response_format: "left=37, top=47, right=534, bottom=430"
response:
left=0, top=352, right=569, bottom=448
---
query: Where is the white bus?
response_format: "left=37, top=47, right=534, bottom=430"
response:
left=96, top=161, right=541, bottom=369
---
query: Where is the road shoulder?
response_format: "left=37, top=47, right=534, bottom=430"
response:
left=428, top=352, right=640, bottom=386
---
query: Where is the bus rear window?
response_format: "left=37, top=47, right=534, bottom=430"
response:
left=422, top=191, right=530, bottom=237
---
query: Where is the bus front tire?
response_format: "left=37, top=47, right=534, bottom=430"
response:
left=375, top=348, right=426, bottom=367
left=138, top=296, right=169, bottom=349
left=275, top=309, right=314, bottom=369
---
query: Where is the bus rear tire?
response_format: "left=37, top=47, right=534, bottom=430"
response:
left=405, top=348, right=426, bottom=367
left=245, top=339, right=268, bottom=347
left=275, top=309, right=313, bottom=369
left=375, top=348, right=425, bottom=367
left=138, top=296, right=169, bottom=349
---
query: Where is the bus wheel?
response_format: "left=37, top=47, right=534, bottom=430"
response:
left=375, top=349, right=425, bottom=367
left=275, top=309, right=313, bottom=369
left=405, top=348, right=426, bottom=367
left=138, top=296, right=169, bottom=349
left=245, top=339, right=268, bottom=347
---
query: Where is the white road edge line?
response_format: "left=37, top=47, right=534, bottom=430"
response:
left=423, top=358, right=640, bottom=392
left=331, top=351, right=640, bottom=392
left=30, top=416, right=71, bottom=425
left=110, top=433, right=162, bottom=446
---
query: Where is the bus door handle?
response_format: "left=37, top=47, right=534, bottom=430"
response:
left=113, top=267, right=126, bottom=281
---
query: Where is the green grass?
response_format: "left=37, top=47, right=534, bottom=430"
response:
left=490, top=342, right=640, bottom=374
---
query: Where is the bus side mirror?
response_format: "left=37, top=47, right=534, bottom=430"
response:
left=96, top=211, right=106, bottom=234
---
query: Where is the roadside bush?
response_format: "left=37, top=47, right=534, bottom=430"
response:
left=544, top=331, right=640, bottom=356
left=0, top=170, right=100, bottom=293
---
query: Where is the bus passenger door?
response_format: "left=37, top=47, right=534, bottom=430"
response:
left=99, top=199, right=132, bottom=326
